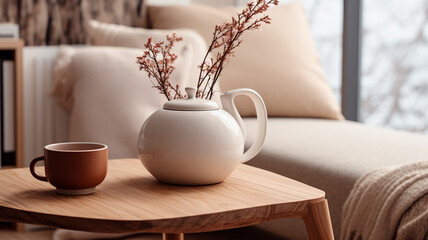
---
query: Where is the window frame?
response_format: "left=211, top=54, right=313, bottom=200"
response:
left=341, top=0, right=362, bottom=121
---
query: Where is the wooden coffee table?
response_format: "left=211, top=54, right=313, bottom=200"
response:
left=0, top=159, right=334, bottom=240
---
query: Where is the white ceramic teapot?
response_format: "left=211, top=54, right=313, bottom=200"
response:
left=137, top=87, right=267, bottom=185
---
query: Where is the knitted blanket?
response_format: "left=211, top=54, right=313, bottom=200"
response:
left=341, top=161, right=428, bottom=240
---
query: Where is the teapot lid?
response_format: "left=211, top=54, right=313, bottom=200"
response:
left=163, top=87, right=219, bottom=111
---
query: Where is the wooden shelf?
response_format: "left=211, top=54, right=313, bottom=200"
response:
left=0, top=39, right=24, bottom=168
left=0, top=39, right=23, bottom=50
left=0, top=39, right=24, bottom=231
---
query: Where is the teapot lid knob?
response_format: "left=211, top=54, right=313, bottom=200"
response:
left=163, top=86, right=219, bottom=111
left=185, top=87, right=197, bottom=99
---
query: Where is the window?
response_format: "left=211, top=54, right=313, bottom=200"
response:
left=361, top=0, right=428, bottom=132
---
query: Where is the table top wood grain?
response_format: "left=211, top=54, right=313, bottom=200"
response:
left=0, top=159, right=325, bottom=233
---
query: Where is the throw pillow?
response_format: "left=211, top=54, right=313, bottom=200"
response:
left=147, top=3, right=344, bottom=120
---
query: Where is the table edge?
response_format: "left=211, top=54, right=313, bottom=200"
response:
left=0, top=196, right=325, bottom=233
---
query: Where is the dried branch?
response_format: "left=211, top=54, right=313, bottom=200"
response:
left=136, top=33, right=185, bottom=100
left=197, top=0, right=279, bottom=99
left=136, top=0, right=278, bottom=101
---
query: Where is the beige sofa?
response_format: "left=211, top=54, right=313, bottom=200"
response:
left=244, top=118, right=428, bottom=239
left=40, top=3, right=428, bottom=240
left=43, top=46, right=427, bottom=240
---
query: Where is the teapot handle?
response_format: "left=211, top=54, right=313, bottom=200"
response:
left=221, top=88, right=267, bottom=163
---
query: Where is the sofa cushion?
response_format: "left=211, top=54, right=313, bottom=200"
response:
left=244, top=118, right=428, bottom=239
left=148, top=3, right=344, bottom=120
left=88, top=20, right=208, bottom=87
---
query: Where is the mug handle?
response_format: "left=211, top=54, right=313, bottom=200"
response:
left=30, top=156, right=48, bottom=182
left=221, top=88, right=268, bottom=163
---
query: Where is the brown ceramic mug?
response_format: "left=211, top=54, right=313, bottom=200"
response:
left=30, top=142, right=108, bottom=195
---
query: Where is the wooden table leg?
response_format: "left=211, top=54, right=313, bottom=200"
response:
left=163, top=233, right=184, bottom=240
left=302, top=199, right=334, bottom=240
